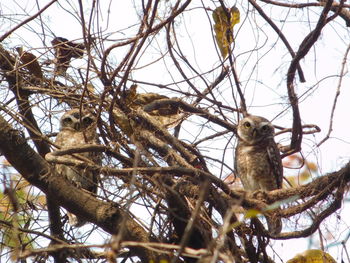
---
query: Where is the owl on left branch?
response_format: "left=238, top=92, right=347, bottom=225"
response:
left=54, top=108, right=101, bottom=227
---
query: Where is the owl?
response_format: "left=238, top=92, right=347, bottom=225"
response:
left=54, top=108, right=100, bottom=227
left=51, top=37, right=85, bottom=75
left=234, top=115, right=283, bottom=235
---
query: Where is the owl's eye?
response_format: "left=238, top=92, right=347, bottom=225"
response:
left=261, top=125, right=269, bottom=131
left=63, top=117, right=73, bottom=124
left=82, top=116, right=93, bottom=127
left=244, top=121, right=251, bottom=128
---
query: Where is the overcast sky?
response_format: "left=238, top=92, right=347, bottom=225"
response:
left=1, top=0, right=350, bottom=261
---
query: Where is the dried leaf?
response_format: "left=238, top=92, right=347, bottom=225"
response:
left=287, top=249, right=336, bottom=263
left=16, top=47, right=43, bottom=78
left=300, top=170, right=311, bottom=182
left=114, top=85, right=184, bottom=136
left=212, top=6, right=240, bottom=58
left=51, top=37, right=86, bottom=75
left=306, top=161, right=318, bottom=172
left=285, top=175, right=297, bottom=187
left=33, top=195, right=47, bottom=207
left=112, top=107, right=134, bottom=137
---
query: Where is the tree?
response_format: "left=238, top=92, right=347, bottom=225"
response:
left=0, top=0, right=349, bottom=262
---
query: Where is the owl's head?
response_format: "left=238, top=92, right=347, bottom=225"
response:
left=237, top=115, right=274, bottom=145
left=60, top=108, right=96, bottom=131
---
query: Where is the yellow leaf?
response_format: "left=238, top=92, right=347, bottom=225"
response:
left=286, top=249, right=336, bottom=263
left=300, top=170, right=311, bottom=182
left=226, top=208, right=265, bottom=232
left=285, top=175, right=298, bottom=187
left=306, top=161, right=318, bottom=172
left=244, top=209, right=261, bottom=219
left=35, top=195, right=47, bottom=207
left=150, top=260, right=170, bottom=263
left=16, top=177, right=31, bottom=190
left=230, top=6, right=240, bottom=28
left=212, top=6, right=240, bottom=58
left=0, top=198, right=11, bottom=216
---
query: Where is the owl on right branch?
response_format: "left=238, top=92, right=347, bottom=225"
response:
left=234, top=115, right=283, bottom=235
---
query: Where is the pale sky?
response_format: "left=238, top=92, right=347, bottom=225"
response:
left=1, top=0, right=350, bottom=262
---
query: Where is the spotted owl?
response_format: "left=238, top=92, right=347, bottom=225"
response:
left=54, top=108, right=100, bottom=227
left=234, top=115, right=283, bottom=235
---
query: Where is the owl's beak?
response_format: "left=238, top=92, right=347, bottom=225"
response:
left=74, top=123, right=81, bottom=130
left=252, top=128, right=258, bottom=138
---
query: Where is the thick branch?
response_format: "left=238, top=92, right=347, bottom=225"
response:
left=0, top=115, right=155, bottom=262
left=143, top=98, right=237, bottom=132
left=0, top=45, right=64, bottom=262
left=286, top=0, right=334, bottom=155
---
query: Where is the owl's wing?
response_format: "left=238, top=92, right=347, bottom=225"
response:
left=90, top=150, right=102, bottom=194
left=54, top=129, right=66, bottom=146
left=266, top=140, right=283, bottom=189
left=88, top=135, right=102, bottom=194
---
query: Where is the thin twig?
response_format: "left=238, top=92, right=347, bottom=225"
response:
left=285, top=0, right=334, bottom=155
left=0, top=0, right=58, bottom=42
left=317, top=36, right=350, bottom=146
left=249, top=0, right=306, bottom=82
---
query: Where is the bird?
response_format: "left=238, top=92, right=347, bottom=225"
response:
left=54, top=108, right=100, bottom=227
left=234, top=115, right=283, bottom=235
left=51, top=37, right=86, bottom=75
left=16, top=46, right=43, bottom=79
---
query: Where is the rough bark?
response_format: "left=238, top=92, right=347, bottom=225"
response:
left=0, top=114, right=155, bottom=262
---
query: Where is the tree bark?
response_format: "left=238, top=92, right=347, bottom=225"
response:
left=0, top=115, right=154, bottom=262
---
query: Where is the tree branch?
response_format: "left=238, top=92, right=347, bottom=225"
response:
left=0, top=115, right=155, bottom=262
left=249, top=0, right=306, bottom=82
left=0, top=0, right=58, bottom=42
